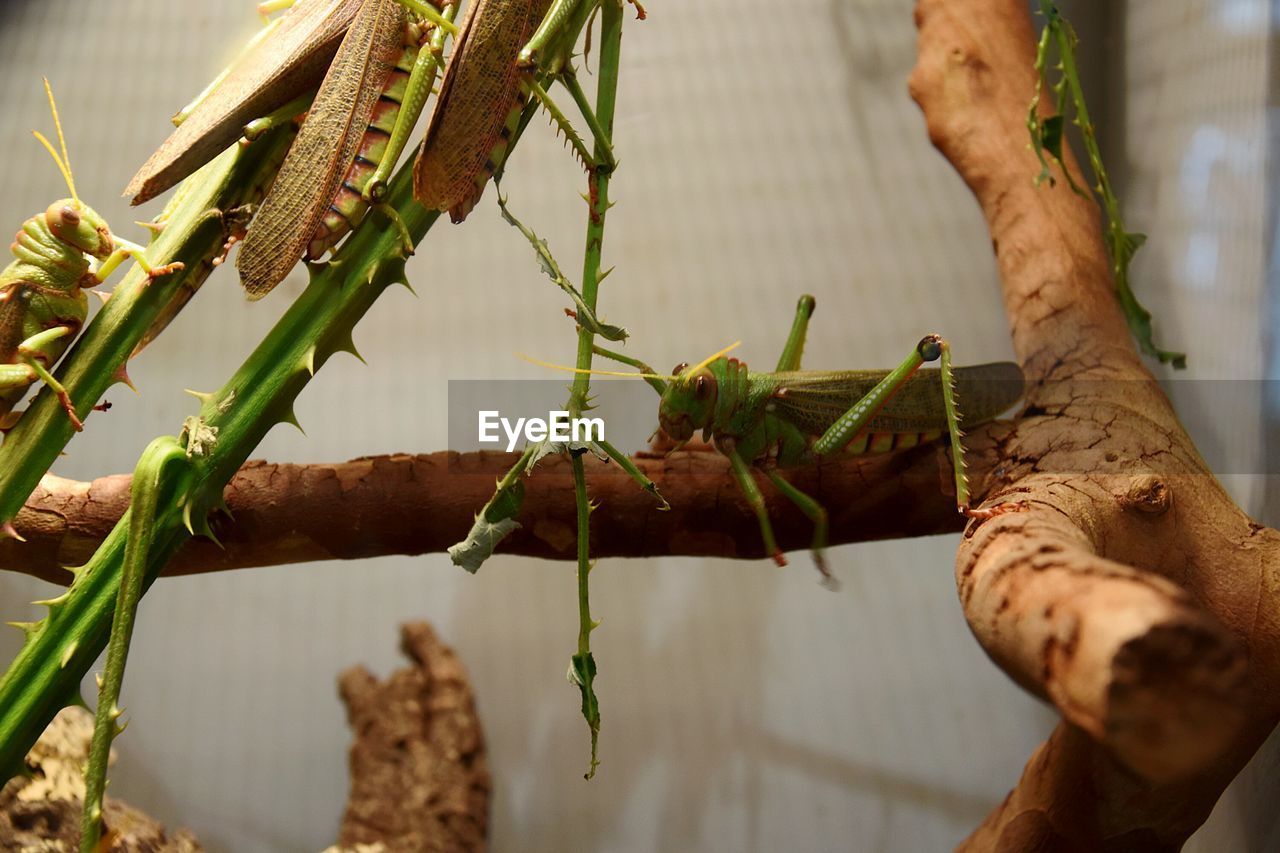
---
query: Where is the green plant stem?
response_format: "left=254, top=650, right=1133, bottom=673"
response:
left=0, top=163, right=437, bottom=783
left=1031, top=0, right=1184, bottom=368
left=79, top=437, right=187, bottom=853
left=0, top=126, right=295, bottom=528
left=565, top=0, right=624, bottom=779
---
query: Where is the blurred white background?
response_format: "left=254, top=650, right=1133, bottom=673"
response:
left=0, top=0, right=1274, bottom=850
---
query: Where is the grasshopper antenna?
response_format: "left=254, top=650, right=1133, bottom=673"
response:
left=517, top=353, right=675, bottom=381
left=685, top=341, right=742, bottom=376
left=32, top=78, right=80, bottom=207
left=518, top=341, right=742, bottom=381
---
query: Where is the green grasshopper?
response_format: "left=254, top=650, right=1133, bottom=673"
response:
left=127, top=0, right=457, bottom=297
left=577, top=295, right=1026, bottom=582
left=126, top=0, right=609, bottom=291
left=0, top=82, right=182, bottom=432
left=414, top=0, right=613, bottom=221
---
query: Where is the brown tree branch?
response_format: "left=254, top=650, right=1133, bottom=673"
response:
left=908, top=0, right=1280, bottom=848
left=3, top=428, right=1012, bottom=584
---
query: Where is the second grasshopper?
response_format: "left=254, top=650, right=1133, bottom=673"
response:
left=584, top=295, right=1026, bottom=583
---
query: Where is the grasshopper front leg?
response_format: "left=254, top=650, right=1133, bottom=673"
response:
left=91, top=238, right=185, bottom=286
left=724, top=440, right=786, bottom=567
left=3, top=326, right=83, bottom=430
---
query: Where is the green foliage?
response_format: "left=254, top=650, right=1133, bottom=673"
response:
left=0, top=160, right=438, bottom=787
left=498, top=194, right=627, bottom=342
left=568, top=649, right=601, bottom=779
left=1029, top=0, right=1186, bottom=368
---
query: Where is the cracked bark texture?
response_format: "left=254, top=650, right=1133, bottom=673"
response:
left=332, top=622, right=489, bottom=853
left=908, top=0, right=1279, bottom=849
left=2, top=439, right=1007, bottom=583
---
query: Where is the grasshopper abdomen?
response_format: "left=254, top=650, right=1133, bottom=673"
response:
left=306, top=27, right=425, bottom=259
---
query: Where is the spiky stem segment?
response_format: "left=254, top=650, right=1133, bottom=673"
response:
left=563, top=0, right=623, bottom=778
left=568, top=452, right=600, bottom=779
left=80, top=437, right=188, bottom=853
left=1028, top=1, right=1184, bottom=368
left=0, top=125, right=295, bottom=528
left=0, top=163, right=438, bottom=785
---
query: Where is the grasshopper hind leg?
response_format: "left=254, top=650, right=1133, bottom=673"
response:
left=776, top=294, right=816, bottom=372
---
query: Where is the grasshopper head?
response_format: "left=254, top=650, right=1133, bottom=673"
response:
left=658, top=361, right=721, bottom=441
left=45, top=200, right=112, bottom=259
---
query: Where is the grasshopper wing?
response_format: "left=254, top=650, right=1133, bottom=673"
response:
left=772, top=363, right=1025, bottom=437
left=413, top=0, right=549, bottom=222
left=237, top=0, right=407, bottom=298
left=125, top=0, right=363, bottom=205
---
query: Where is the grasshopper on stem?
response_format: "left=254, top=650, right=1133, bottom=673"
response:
left=0, top=81, right=182, bottom=434
left=127, top=0, right=457, bottom=298
left=414, top=0, right=617, bottom=222
left=126, top=0, right=619, bottom=291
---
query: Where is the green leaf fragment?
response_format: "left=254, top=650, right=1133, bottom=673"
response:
left=567, top=651, right=601, bottom=779
left=447, top=516, right=521, bottom=573
left=1028, top=0, right=1185, bottom=368
left=484, top=478, right=525, bottom=523
left=525, top=437, right=561, bottom=470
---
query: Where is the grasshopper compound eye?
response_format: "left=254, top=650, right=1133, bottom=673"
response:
left=693, top=373, right=715, bottom=400
left=917, top=335, right=944, bottom=363
left=671, top=362, right=689, bottom=377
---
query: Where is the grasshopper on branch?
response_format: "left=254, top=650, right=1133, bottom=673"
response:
left=560, top=295, right=1028, bottom=585
left=0, top=82, right=182, bottom=433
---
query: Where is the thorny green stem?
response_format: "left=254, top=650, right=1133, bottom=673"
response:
left=569, top=451, right=601, bottom=779
left=1030, top=1, right=1185, bottom=368
left=0, top=126, right=295, bottom=530
left=565, top=0, right=624, bottom=779
left=80, top=437, right=188, bottom=853
left=0, top=162, right=438, bottom=784
left=558, top=68, right=617, bottom=172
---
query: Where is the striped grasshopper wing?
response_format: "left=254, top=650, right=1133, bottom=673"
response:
left=125, top=0, right=363, bottom=205
left=237, top=0, right=407, bottom=297
left=413, top=0, right=550, bottom=222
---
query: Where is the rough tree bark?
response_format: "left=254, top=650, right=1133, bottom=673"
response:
left=2, top=441, right=1004, bottom=583
left=908, top=0, right=1279, bottom=849
left=330, top=622, right=489, bottom=853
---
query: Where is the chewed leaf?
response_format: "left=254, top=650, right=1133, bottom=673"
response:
left=498, top=195, right=627, bottom=342
left=448, top=515, right=521, bottom=573
left=526, top=438, right=562, bottom=470
left=567, top=651, right=601, bottom=779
